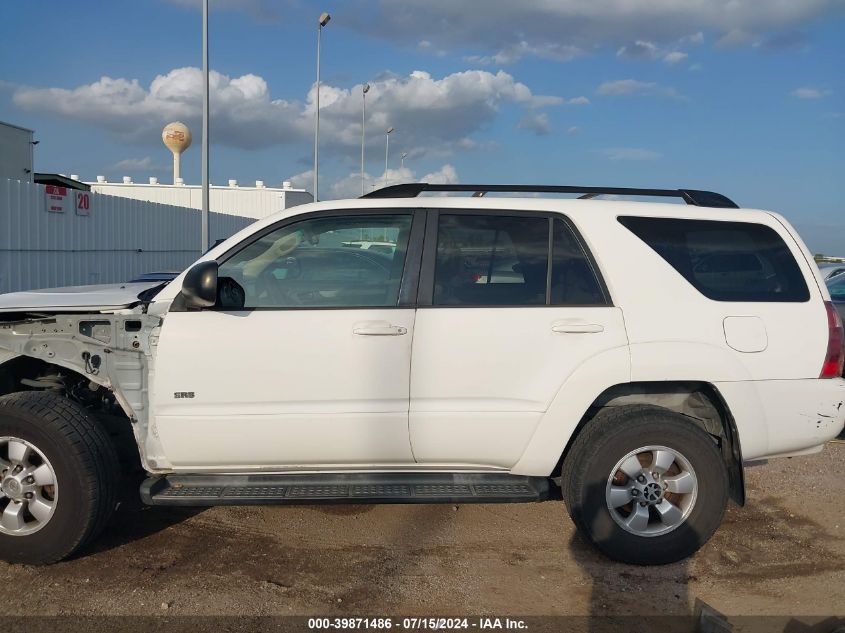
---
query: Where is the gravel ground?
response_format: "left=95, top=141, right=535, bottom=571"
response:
left=0, top=443, right=842, bottom=619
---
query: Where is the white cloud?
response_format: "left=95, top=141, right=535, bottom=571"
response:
left=285, top=169, right=313, bottom=192
left=791, top=87, right=830, bottom=99
left=617, top=40, right=694, bottom=66
left=422, top=164, right=459, bottom=184
left=682, top=32, right=706, bottom=45
left=715, top=29, right=755, bottom=47
left=597, top=79, right=684, bottom=100
left=467, top=41, right=584, bottom=65
left=350, top=0, right=843, bottom=62
left=320, top=164, right=459, bottom=200
left=566, top=96, right=591, bottom=105
left=517, top=112, right=551, bottom=136
left=566, top=126, right=581, bottom=136
left=663, top=51, right=689, bottom=64
left=600, top=147, right=661, bottom=161
left=617, top=40, right=660, bottom=60
left=109, top=157, right=167, bottom=173
left=12, top=67, right=561, bottom=157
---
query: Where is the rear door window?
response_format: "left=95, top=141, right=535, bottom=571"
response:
left=431, top=214, right=607, bottom=307
left=619, top=217, right=810, bottom=302
left=433, top=215, right=548, bottom=306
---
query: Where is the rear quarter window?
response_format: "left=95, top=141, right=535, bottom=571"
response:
left=618, top=216, right=810, bottom=302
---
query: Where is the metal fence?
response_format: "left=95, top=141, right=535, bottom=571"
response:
left=0, top=179, right=254, bottom=293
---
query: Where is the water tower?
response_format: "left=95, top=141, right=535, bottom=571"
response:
left=161, top=122, right=192, bottom=184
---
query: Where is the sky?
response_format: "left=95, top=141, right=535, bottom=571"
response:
left=1, top=0, right=843, bottom=252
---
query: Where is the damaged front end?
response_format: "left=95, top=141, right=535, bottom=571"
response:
left=0, top=313, right=170, bottom=472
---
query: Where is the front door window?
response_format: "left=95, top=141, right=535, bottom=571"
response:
left=217, top=214, right=413, bottom=309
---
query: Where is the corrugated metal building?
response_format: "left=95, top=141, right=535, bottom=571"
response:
left=0, top=179, right=253, bottom=294
left=85, top=177, right=312, bottom=220
left=0, top=121, right=35, bottom=184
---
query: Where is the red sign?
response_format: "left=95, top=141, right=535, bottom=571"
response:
left=75, top=191, right=91, bottom=216
left=45, top=185, right=68, bottom=213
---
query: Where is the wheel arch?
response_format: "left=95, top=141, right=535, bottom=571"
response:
left=556, top=381, right=745, bottom=506
left=0, top=355, right=143, bottom=478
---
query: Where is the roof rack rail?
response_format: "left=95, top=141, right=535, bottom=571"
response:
left=361, top=183, right=739, bottom=209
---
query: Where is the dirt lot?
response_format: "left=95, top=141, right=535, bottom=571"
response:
left=0, top=443, right=843, bottom=620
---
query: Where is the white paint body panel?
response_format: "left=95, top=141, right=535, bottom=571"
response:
left=148, top=198, right=844, bottom=473
left=723, top=316, right=768, bottom=353
left=409, top=307, right=628, bottom=468
left=153, top=309, right=416, bottom=468
left=2, top=195, right=843, bottom=477
left=570, top=207, right=829, bottom=382
left=0, top=281, right=162, bottom=313
left=714, top=379, right=845, bottom=460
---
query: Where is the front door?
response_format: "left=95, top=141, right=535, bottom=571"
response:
left=153, top=210, right=421, bottom=470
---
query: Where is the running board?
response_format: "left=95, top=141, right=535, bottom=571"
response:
left=141, top=473, right=551, bottom=506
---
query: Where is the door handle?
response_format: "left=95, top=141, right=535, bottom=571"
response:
left=551, top=321, right=604, bottom=334
left=353, top=321, right=408, bottom=336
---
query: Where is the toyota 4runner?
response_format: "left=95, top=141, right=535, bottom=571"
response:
left=0, top=183, right=842, bottom=566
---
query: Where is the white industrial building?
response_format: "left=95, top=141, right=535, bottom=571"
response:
left=83, top=177, right=312, bottom=220
left=0, top=121, right=35, bottom=184
left=0, top=178, right=253, bottom=294
left=1, top=118, right=315, bottom=292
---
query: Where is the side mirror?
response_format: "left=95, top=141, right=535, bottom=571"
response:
left=180, top=261, right=218, bottom=309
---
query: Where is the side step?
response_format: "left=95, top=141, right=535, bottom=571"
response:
left=141, top=472, right=551, bottom=506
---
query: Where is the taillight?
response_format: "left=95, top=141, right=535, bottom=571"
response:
left=821, top=301, right=845, bottom=378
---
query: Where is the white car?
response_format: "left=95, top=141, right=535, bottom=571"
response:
left=0, top=183, right=843, bottom=566
left=340, top=240, right=397, bottom=255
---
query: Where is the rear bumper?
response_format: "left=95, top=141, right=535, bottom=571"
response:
left=716, top=378, right=845, bottom=461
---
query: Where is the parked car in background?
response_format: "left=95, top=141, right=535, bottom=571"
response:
left=827, top=273, right=845, bottom=323
left=819, top=263, right=845, bottom=281
left=341, top=240, right=397, bottom=255
left=128, top=271, right=181, bottom=283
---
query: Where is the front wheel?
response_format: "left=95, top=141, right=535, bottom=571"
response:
left=0, top=392, right=119, bottom=564
left=561, top=405, right=729, bottom=565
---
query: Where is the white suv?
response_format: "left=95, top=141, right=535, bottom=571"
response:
left=0, top=183, right=842, bottom=566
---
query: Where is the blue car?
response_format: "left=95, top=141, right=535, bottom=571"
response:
left=828, top=273, right=845, bottom=323
left=827, top=275, right=845, bottom=396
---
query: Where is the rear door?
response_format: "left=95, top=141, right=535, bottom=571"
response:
left=409, top=210, right=629, bottom=468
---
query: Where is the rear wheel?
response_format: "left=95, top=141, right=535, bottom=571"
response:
left=0, top=391, right=119, bottom=564
left=562, top=405, right=728, bottom=565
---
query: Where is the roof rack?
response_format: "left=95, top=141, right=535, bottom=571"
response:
left=361, top=183, right=739, bottom=209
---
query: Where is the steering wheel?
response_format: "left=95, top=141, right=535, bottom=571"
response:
left=256, top=268, right=303, bottom=306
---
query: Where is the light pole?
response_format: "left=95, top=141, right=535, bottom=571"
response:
left=313, top=11, right=331, bottom=202
left=201, top=0, right=210, bottom=251
left=384, top=126, right=394, bottom=187
left=361, top=83, right=370, bottom=196
left=400, top=152, right=408, bottom=170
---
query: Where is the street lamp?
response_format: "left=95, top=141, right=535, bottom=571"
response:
left=400, top=152, right=408, bottom=170
left=201, top=0, right=210, bottom=251
left=361, top=83, right=370, bottom=196
left=313, top=11, right=331, bottom=201
left=384, top=126, right=394, bottom=187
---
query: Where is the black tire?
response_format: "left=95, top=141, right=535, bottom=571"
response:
left=0, top=391, right=119, bottom=564
left=561, top=404, right=728, bottom=565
